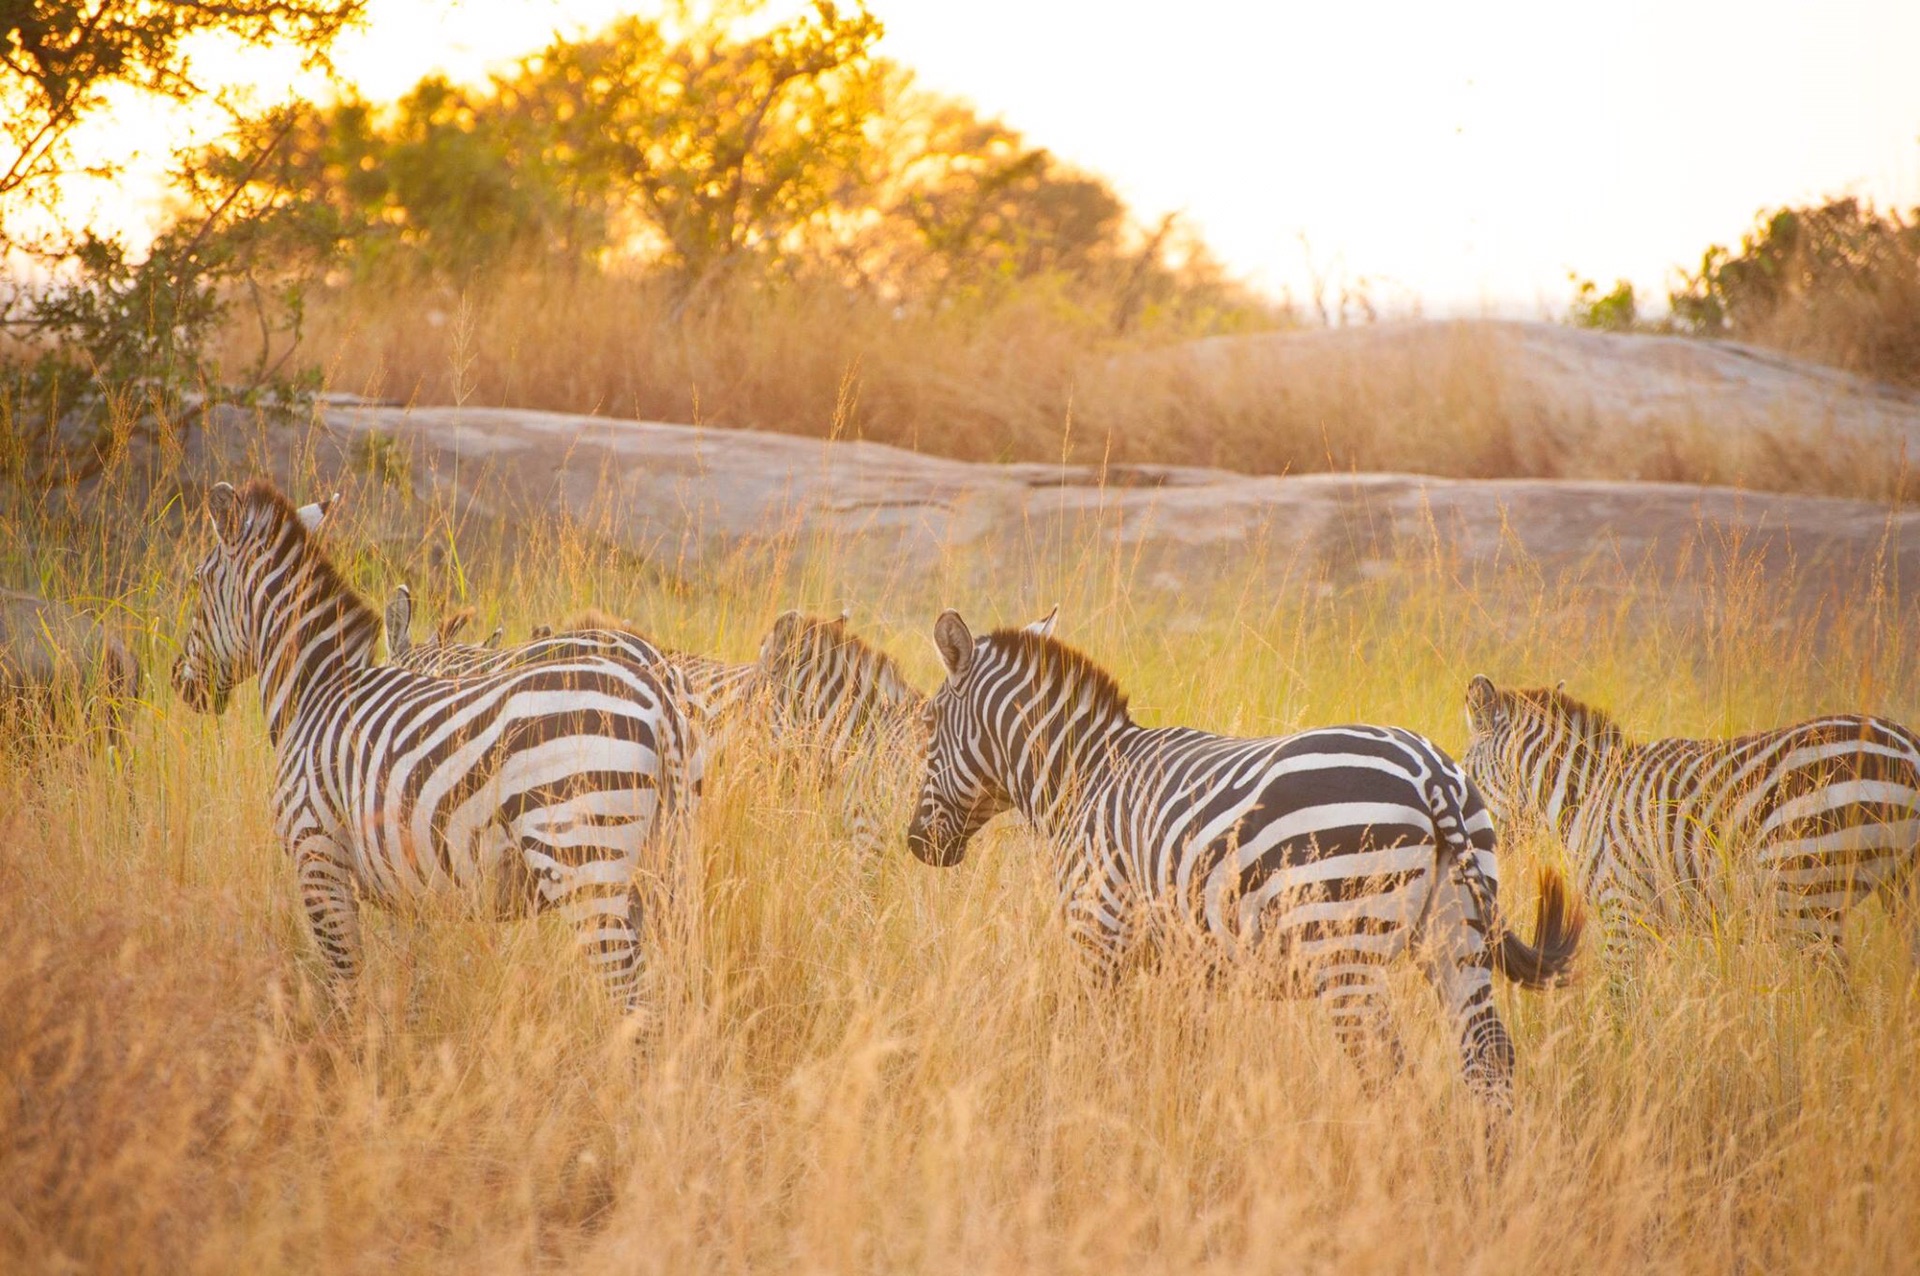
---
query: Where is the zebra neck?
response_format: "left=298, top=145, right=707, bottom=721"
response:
left=1003, top=709, right=1135, bottom=840
left=1536, top=735, right=1621, bottom=850
left=252, top=559, right=379, bottom=745
left=821, top=683, right=921, bottom=763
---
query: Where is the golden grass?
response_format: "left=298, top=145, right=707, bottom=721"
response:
left=4, top=454, right=1919, bottom=1273
left=276, top=273, right=1920, bottom=502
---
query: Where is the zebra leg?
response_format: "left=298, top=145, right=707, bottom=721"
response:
left=1772, top=876, right=1854, bottom=982
left=294, top=836, right=364, bottom=995
left=519, top=821, right=652, bottom=1015
left=1425, top=955, right=1514, bottom=1111
left=1063, top=897, right=1133, bottom=990
left=1415, top=869, right=1515, bottom=1112
left=1595, top=901, right=1648, bottom=1003
left=540, top=852, right=649, bottom=1013
left=1312, top=964, right=1406, bottom=1096
left=836, top=760, right=889, bottom=861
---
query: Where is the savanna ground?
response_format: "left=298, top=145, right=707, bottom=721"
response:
left=5, top=417, right=1920, bottom=1274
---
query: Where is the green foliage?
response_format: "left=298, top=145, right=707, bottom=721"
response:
left=1567, top=275, right=1639, bottom=332
left=4, top=107, right=332, bottom=485
left=0, top=0, right=364, bottom=241
left=546, top=1, right=886, bottom=282
left=1667, top=197, right=1920, bottom=384
left=2, top=1, right=361, bottom=483
left=243, top=2, right=884, bottom=285
left=221, top=1, right=1253, bottom=331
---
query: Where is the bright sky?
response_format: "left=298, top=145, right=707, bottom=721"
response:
left=70, top=0, right=1920, bottom=314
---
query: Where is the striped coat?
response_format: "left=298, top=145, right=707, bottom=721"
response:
left=1463, top=676, right=1920, bottom=959
left=755, top=610, right=928, bottom=858
left=172, top=482, right=701, bottom=1011
left=906, top=611, right=1581, bottom=1108
left=384, top=588, right=763, bottom=734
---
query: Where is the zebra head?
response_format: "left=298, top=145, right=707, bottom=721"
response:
left=755, top=608, right=922, bottom=756
left=1465, top=675, right=1624, bottom=830
left=907, top=610, right=1003, bottom=866
left=173, top=483, right=336, bottom=716
left=756, top=609, right=847, bottom=746
left=906, top=607, right=1063, bottom=867
left=385, top=585, right=415, bottom=658
left=1462, top=675, right=1517, bottom=821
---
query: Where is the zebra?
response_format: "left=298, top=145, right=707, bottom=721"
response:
left=384, top=590, right=765, bottom=738
left=905, top=610, right=1582, bottom=1109
left=171, top=481, right=703, bottom=1012
left=755, top=609, right=931, bottom=858
left=383, top=586, right=663, bottom=679
left=1462, top=676, right=1920, bottom=963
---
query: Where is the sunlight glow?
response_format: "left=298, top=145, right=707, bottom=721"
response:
left=58, top=0, right=1920, bottom=313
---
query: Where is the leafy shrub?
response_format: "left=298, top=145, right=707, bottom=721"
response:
left=1668, top=198, right=1920, bottom=384
left=1567, top=275, right=1639, bottom=332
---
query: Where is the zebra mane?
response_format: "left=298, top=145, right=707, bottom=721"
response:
left=984, top=628, right=1132, bottom=725
left=1507, top=686, right=1631, bottom=746
left=235, top=480, right=378, bottom=632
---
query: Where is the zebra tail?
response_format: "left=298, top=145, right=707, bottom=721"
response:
left=1428, top=770, right=1585, bottom=989
left=1489, top=865, right=1585, bottom=990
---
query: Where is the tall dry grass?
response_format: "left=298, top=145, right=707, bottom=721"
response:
left=276, top=272, right=1920, bottom=502
left=4, top=446, right=1919, bottom=1273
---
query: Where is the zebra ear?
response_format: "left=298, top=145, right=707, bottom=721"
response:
left=1465, top=675, right=1504, bottom=729
left=760, top=609, right=803, bottom=663
left=1022, top=604, right=1060, bottom=639
left=386, top=586, right=413, bottom=656
left=529, top=624, right=552, bottom=641
left=934, top=609, right=975, bottom=677
left=295, top=492, right=338, bottom=534
left=207, top=482, right=242, bottom=545
left=483, top=626, right=504, bottom=649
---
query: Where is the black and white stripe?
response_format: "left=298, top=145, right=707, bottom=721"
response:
left=172, top=482, right=702, bottom=1011
left=1463, top=676, right=1920, bottom=960
left=384, top=588, right=763, bottom=735
left=905, top=611, right=1581, bottom=1108
left=755, top=610, right=929, bottom=858
left=385, top=586, right=664, bottom=677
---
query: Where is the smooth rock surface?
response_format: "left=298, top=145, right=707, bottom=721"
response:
left=317, top=401, right=1920, bottom=613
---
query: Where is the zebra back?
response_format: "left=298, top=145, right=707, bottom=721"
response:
left=383, top=587, right=666, bottom=679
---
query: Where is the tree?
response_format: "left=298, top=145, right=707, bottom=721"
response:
left=1, top=0, right=364, bottom=245
left=1, top=1, right=364, bottom=484
left=535, top=0, right=884, bottom=286
left=1668, top=198, right=1920, bottom=384
left=235, top=1, right=884, bottom=288
left=1567, top=275, right=1638, bottom=332
left=174, top=0, right=1264, bottom=355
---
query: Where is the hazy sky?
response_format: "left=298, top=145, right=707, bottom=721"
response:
left=79, top=0, right=1920, bottom=313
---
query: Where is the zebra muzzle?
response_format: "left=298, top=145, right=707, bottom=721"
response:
left=906, top=821, right=966, bottom=867
left=171, top=655, right=230, bottom=716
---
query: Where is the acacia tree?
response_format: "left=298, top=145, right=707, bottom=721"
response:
left=229, top=1, right=883, bottom=290
left=1, top=0, right=362, bottom=481
left=1667, top=198, right=1920, bottom=383
left=538, top=0, right=885, bottom=287
left=1, top=0, right=363, bottom=244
